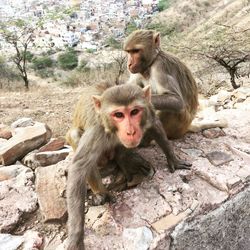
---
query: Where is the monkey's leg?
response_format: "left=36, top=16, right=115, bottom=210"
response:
left=66, top=127, right=83, bottom=151
left=148, top=118, right=192, bottom=172
left=115, top=146, right=152, bottom=181
left=67, top=161, right=86, bottom=250
left=87, top=167, right=115, bottom=206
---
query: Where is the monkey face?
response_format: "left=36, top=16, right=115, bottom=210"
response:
left=110, top=105, right=144, bottom=148
left=126, top=49, right=143, bottom=74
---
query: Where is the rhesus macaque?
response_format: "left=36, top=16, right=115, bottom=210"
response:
left=66, top=82, right=190, bottom=250
left=123, top=29, right=199, bottom=139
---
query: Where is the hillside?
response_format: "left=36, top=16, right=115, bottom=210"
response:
left=150, top=0, right=250, bottom=94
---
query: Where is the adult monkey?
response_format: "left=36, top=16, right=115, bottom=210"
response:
left=66, top=82, right=191, bottom=250
left=123, top=29, right=198, bottom=139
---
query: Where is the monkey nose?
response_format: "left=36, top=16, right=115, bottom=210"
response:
left=127, top=130, right=136, bottom=136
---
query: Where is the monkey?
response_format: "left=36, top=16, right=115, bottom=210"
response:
left=123, top=29, right=199, bottom=139
left=66, top=82, right=191, bottom=250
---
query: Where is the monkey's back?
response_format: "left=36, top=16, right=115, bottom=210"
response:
left=159, top=51, right=198, bottom=116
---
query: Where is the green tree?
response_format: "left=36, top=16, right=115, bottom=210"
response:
left=0, top=19, right=35, bottom=89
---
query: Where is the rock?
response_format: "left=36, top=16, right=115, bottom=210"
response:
left=0, top=165, right=37, bottom=233
left=202, top=128, right=226, bottom=139
left=0, top=122, right=52, bottom=165
left=189, top=116, right=228, bottom=133
left=11, top=117, right=35, bottom=129
left=0, top=138, right=7, bottom=147
left=44, top=234, right=64, bottom=250
left=35, top=159, right=69, bottom=222
left=170, top=186, right=250, bottom=250
left=38, top=138, right=66, bottom=152
left=0, top=129, right=12, bottom=140
left=149, top=233, right=171, bottom=250
left=23, top=147, right=71, bottom=169
left=112, top=186, right=172, bottom=228
left=206, top=151, right=233, bottom=166
left=181, top=148, right=203, bottom=158
left=192, top=158, right=241, bottom=192
left=0, top=231, right=42, bottom=250
left=85, top=206, right=107, bottom=228
left=152, top=209, right=192, bottom=233
left=22, top=230, right=43, bottom=250
left=217, top=90, right=231, bottom=104
left=123, top=227, right=153, bottom=250
left=0, top=234, right=23, bottom=250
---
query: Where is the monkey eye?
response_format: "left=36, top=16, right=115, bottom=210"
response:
left=114, top=112, right=124, bottom=118
left=131, top=108, right=140, bottom=116
left=130, top=49, right=140, bottom=54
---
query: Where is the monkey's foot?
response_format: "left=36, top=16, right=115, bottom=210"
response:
left=167, top=159, right=192, bottom=173
left=89, top=192, right=116, bottom=206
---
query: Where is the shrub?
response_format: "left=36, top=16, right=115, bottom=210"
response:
left=77, top=59, right=89, bottom=72
left=125, top=20, right=137, bottom=35
left=36, top=68, right=54, bottom=78
left=158, top=0, right=171, bottom=11
left=146, top=22, right=176, bottom=37
left=24, top=51, right=34, bottom=62
left=57, top=49, right=78, bottom=70
left=105, top=37, right=121, bottom=49
left=32, top=56, right=53, bottom=70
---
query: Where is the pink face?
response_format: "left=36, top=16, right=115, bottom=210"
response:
left=111, top=105, right=144, bottom=148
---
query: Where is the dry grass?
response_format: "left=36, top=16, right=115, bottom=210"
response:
left=0, top=82, right=81, bottom=138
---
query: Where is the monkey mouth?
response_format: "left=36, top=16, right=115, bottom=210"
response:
left=122, top=139, right=141, bottom=148
left=128, top=66, right=139, bottom=74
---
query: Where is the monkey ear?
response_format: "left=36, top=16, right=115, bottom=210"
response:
left=154, top=32, right=161, bottom=48
left=92, top=95, right=102, bottom=112
left=142, top=85, right=151, bottom=102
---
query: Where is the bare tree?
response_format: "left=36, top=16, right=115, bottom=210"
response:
left=113, top=52, right=127, bottom=85
left=0, top=19, right=35, bottom=90
left=179, top=24, right=250, bottom=89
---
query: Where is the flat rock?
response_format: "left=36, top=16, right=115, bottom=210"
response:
left=0, top=164, right=37, bottom=233
left=0, top=129, right=12, bottom=140
left=206, top=151, right=233, bottom=166
left=11, top=117, right=35, bottom=129
left=0, top=122, right=52, bottom=165
left=38, top=138, right=66, bottom=152
left=23, top=147, right=71, bottom=169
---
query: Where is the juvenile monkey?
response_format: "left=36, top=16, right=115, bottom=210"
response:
left=66, top=82, right=190, bottom=250
left=123, top=29, right=199, bottom=139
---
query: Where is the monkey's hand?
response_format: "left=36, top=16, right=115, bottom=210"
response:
left=89, top=192, right=116, bottom=206
left=167, top=158, right=192, bottom=173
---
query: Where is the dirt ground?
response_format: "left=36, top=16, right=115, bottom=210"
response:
left=0, top=78, right=82, bottom=138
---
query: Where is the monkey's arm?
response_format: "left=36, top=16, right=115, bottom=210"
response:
left=151, top=74, right=185, bottom=113
left=147, top=118, right=191, bottom=172
left=67, top=126, right=108, bottom=250
left=151, top=94, right=184, bottom=112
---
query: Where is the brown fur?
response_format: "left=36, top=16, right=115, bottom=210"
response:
left=66, top=81, right=191, bottom=249
left=124, top=29, right=198, bottom=139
